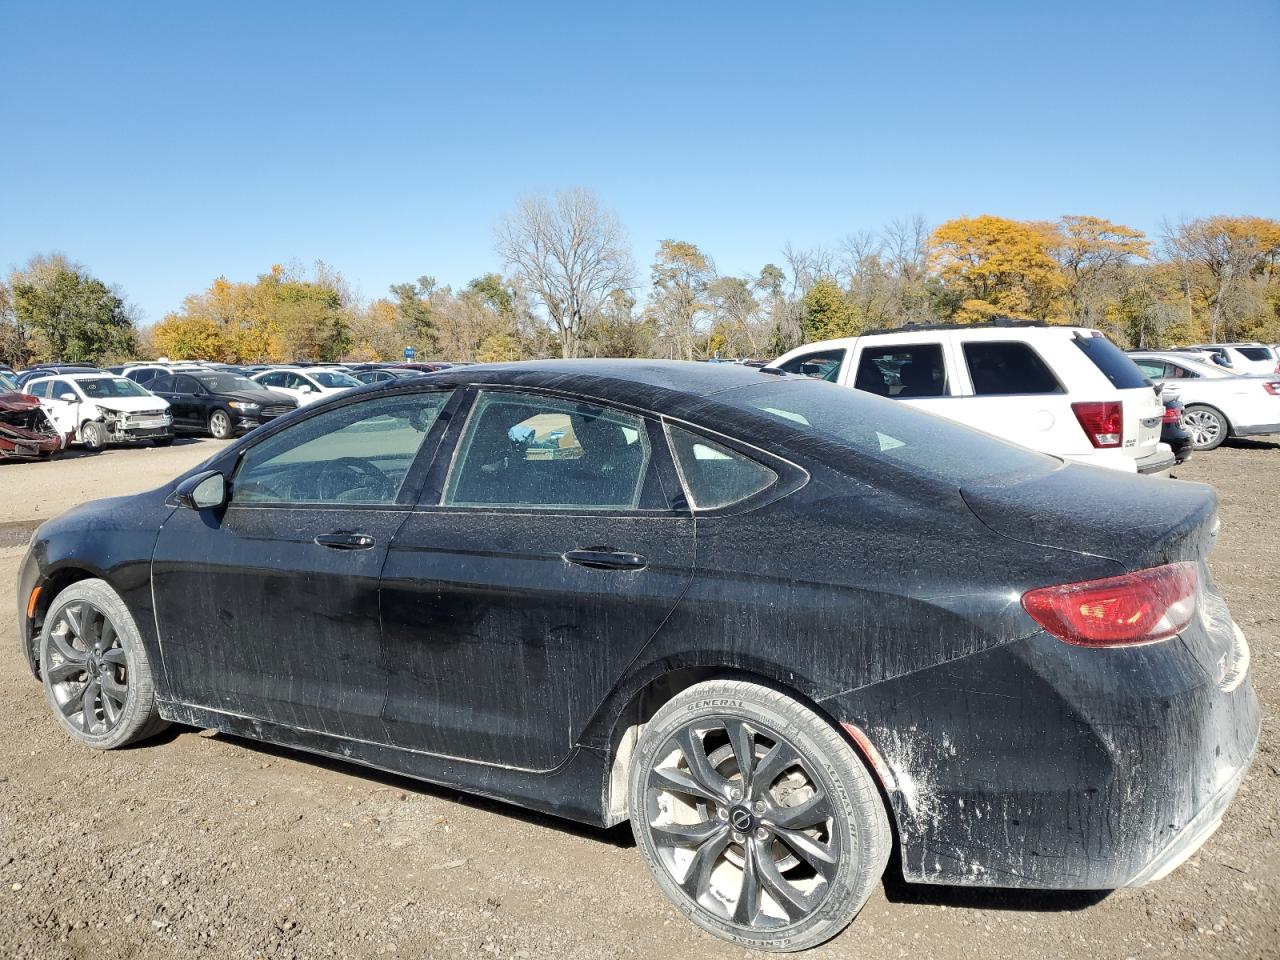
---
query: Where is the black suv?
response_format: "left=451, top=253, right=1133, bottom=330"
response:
left=149, top=371, right=297, bottom=439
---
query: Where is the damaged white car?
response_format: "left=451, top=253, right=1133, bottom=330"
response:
left=22, top=373, right=174, bottom=450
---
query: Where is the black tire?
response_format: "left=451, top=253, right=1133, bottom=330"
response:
left=628, top=680, right=891, bottom=952
left=1183, top=404, right=1229, bottom=451
left=153, top=437, right=174, bottom=447
left=79, top=420, right=106, bottom=452
left=208, top=409, right=233, bottom=440
left=39, top=579, right=169, bottom=749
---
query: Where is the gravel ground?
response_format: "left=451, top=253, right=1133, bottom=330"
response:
left=0, top=438, right=1276, bottom=960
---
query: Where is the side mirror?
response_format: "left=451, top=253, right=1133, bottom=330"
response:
left=299, top=384, right=314, bottom=393
left=176, top=470, right=227, bottom=510
left=60, top=393, right=78, bottom=403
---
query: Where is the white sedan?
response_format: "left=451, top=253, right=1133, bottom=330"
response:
left=250, top=367, right=361, bottom=406
left=1130, top=351, right=1280, bottom=450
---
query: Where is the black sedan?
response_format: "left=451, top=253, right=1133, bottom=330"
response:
left=16, top=361, right=1258, bottom=951
left=148, top=371, right=298, bottom=439
left=349, top=366, right=425, bottom=385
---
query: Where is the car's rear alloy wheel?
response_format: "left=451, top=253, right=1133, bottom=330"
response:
left=39, top=579, right=168, bottom=749
left=1183, top=405, right=1228, bottom=451
left=209, top=410, right=233, bottom=440
left=629, top=680, right=890, bottom=952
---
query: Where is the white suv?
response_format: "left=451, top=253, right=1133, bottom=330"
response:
left=771, top=323, right=1172, bottom=475
left=1187, top=343, right=1280, bottom=376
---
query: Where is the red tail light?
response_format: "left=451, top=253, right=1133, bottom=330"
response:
left=1264, top=381, right=1280, bottom=396
left=1161, top=405, right=1181, bottom=425
left=1071, top=400, right=1123, bottom=448
left=1022, top=562, right=1199, bottom=647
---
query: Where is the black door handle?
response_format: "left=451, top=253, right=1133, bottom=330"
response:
left=314, top=532, right=376, bottom=550
left=563, top=548, right=648, bottom=571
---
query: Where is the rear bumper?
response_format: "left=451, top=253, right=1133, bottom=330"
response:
left=1136, top=445, right=1177, bottom=476
left=1124, top=758, right=1248, bottom=885
left=826, top=610, right=1260, bottom=890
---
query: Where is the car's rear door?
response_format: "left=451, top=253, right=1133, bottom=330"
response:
left=152, top=388, right=459, bottom=737
left=378, top=387, right=695, bottom=771
left=945, top=337, right=1092, bottom=457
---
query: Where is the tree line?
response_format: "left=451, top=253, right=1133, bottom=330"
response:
left=3, top=192, right=1278, bottom=369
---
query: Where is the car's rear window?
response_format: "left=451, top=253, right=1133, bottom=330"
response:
left=1237, top=347, right=1273, bottom=362
left=1073, top=333, right=1149, bottom=388
left=718, top=378, right=1056, bottom=485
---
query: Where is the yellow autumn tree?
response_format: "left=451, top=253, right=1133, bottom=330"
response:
left=150, top=313, right=225, bottom=360
left=1052, top=216, right=1150, bottom=324
left=929, top=215, right=1065, bottom=321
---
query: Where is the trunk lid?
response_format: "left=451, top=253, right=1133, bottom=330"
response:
left=960, top=464, right=1218, bottom=570
left=963, top=465, right=1234, bottom=682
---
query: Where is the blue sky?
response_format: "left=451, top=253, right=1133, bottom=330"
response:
left=2, top=0, right=1277, bottom=324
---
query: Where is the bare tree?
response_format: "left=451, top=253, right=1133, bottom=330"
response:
left=494, top=188, right=633, bottom=358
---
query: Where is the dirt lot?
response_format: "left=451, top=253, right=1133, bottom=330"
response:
left=1, top=438, right=1276, bottom=960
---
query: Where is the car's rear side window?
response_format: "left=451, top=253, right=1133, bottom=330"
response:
left=1072, top=333, right=1149, bottom=389
left=963, top=341, right=1062, bottom=395
left=444, top=392, right=651, bottom=510
left=854, top=343, right=948, bottom=397
left=667, top=425, right=776, bottom=510
left=1237, top=347, right=1273, bottom=362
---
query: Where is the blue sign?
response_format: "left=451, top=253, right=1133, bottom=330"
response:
left=403, top=347, right=417, bottom=360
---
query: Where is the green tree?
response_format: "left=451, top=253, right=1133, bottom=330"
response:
left=800, top=278, right=859, bottom=341
left=390, top=277, right=438, bottom=353
left=11, top=257, right=136, bottom=362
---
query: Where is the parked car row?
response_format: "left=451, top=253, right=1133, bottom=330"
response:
left=0, top=359, right=459, bottom=457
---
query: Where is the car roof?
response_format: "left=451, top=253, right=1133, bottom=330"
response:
left=779, top=324, right=1103, bottom=353
left=418, top=358, right=790, bottom=409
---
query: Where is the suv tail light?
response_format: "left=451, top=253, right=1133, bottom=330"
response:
left=1022, top=562, right=1199, bottom=647
left=1161, top=405, right=1181, bottom=425
left=1263, top=381, right=1280, bottom=396
left=1071, top=400, right=1123, bottom=448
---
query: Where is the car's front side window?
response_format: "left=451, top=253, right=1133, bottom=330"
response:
left=777, top=349, right=847, bottom=382
left=443, top=392, right=650, bottom=510
left=232, top=392, right=452, bottom=506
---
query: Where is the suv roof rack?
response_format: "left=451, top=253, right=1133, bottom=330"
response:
left=861, top=317, right=1067, bottom=336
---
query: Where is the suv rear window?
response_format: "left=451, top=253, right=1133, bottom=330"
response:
left=963, top=342, right=1061, bottom=395
left=1237, top=347, right=1273, bottom=362
left=1072, top=333, right=1149, bottom=389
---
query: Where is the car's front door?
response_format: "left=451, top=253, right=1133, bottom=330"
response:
left=40, top=379, right=83, bottom=437
left=152, top=389, right=458, bottom=737
left=379, top=388, right=696, bottom=771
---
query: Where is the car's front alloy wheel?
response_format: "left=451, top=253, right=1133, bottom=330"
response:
left=209, top=410, right=233, bottom=440
left=39, top=579, right=168, bottom=749
left=629, top=680, right=890, bottom=952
